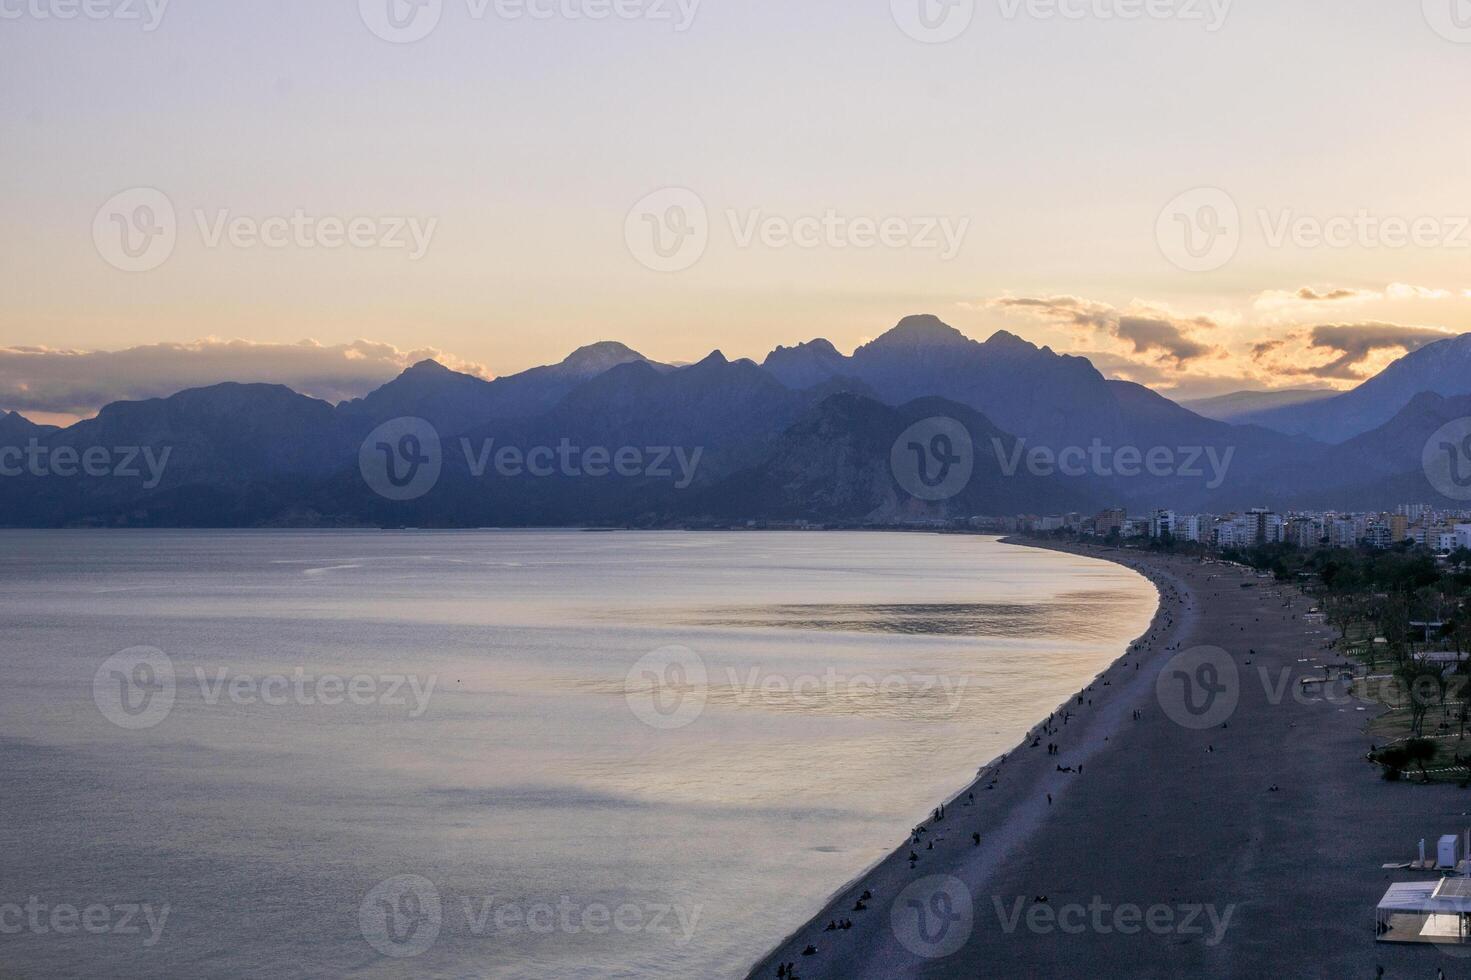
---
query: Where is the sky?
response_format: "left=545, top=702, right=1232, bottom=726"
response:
left=4, top=0, right=1471, bottom=424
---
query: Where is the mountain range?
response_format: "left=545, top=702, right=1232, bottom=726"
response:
left=2, top=316, right=1469, bottom=527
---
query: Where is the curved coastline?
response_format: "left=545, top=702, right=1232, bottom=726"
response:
left=745, top=536, right=1172, bottom=979
left=747, top=536, right=1446, bottom=980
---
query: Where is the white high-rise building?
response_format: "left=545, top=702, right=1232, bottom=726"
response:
left=1150, top=509, right=1176, bottom=539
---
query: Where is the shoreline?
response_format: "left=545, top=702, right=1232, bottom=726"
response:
left=748, top=538, right=1455, bottom=979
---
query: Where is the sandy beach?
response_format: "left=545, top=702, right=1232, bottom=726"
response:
left=749, top=538, right=1466, bottom=979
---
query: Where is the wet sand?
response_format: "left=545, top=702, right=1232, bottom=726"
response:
left=748, top=540, right=1466, bottom=979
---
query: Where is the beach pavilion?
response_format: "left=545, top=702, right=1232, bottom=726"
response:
left=1377, top=878, right=1471, bottom=944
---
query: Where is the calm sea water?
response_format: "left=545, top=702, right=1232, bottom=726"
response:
left=0, top=530, right=1155, bottom=979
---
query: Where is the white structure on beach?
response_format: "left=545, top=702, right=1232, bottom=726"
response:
left=1378, top=878, right=1471, bottom=944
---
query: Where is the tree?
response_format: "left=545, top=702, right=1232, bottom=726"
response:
left=1395, top=662, right=1448, bottom=737
left=1376, top=738, right=1438, bottom=781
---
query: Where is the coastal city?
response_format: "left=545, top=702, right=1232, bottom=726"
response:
left=974, top=505, right=1471, bottom=554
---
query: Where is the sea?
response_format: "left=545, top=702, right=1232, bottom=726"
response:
left=0, top=530, right=1156, bottom=979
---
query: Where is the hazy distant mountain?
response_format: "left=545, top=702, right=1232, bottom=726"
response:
left=338, top=342, right=660, bottom=435
left=1244, top=332, right=1471, bottom=443
left=1181, top=388, right=1336, bottom=423
left=6, top=316, right=1469, bottom=527
left=1243, top=391, right=1471, bottom=510
left=757, top=315, right=1124, bottom=448
left=457, top=351, right=871, bottom=483
left=0, top=384, right=349, bottom=526
left=762, top=339, right=852, bottom=389
left=0, top=411, right=56, bottom=440
left=685, top=393, right=1098, bottom=523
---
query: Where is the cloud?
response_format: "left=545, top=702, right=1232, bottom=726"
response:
left=1257, top=322, right=1453, bottom=380
left=990, top=295, right=1114, bottom=331
left=1114, top=316, right=1214, bottom=365
left=0, top=339, right=489, bottom=419
left=991, top=294, right=1223, bottom=367
left=1076, top=350, right=1300, bottom=402
left=1295, top=287, right=1363, bottom=302
left=1385, top=283, right=1454, bottom=301
left=1255, top=282, right=1463, bottom=320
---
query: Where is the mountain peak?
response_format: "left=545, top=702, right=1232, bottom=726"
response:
left=984, top=329, right=1036, bottom=350
left=762, top=339, right=850, bottom=390
left=768, top=338, right=841, bottom=358
left=404, top=358, right=451, bottom=376
left=866, top=315, right=974, bottom=350
left=559, top=341, right=647, bottom=376
left=694, top=350, right=730, bottom=368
